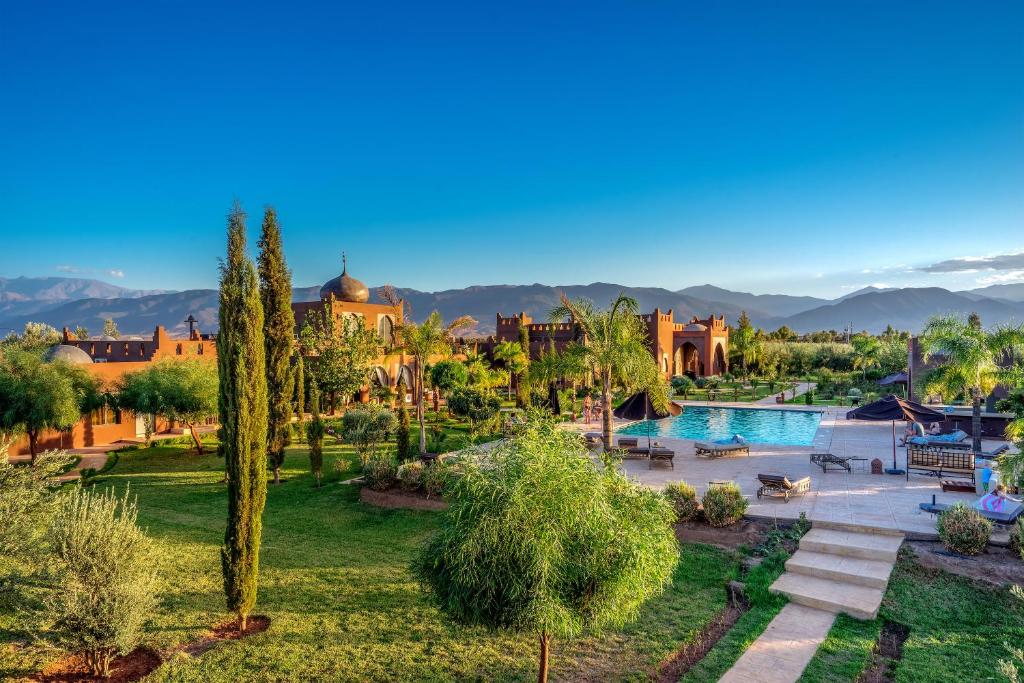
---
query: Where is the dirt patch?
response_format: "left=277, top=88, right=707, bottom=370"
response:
left=656, top=603, right=746, bottom=682
left=359, top=487, right=448, bottom=511
left=907, top=540, right=1024, bottom=586
left=32, top=647, right=162, bottom=683
left=857, top=620, right=909, bottom=683
left=178, top=615, right=271, bottom=657
left=675, top=517, right=776, bottom=550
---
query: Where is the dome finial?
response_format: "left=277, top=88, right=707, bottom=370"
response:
left=342, top=251, right=347, bottom=275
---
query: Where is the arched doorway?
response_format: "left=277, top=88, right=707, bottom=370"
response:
left=679, top=342, right=704, bottom=377
left=713, top=343, right=727, bottom=375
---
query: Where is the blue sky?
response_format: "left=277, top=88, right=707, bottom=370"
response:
left=1, top=1, right=1022, bottom=297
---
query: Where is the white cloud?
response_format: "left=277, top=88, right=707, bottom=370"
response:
left=976, top=270, right=1024, bottom=286
left=920, top=250, right=1024, bottom=273
left=106, top=269, right=125, bottom=278
left=55, top=265, right=125, bottom=279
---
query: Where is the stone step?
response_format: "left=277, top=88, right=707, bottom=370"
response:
left=812, top=518, right=905, bottom=537
left=770, top=573, right=884, bottom=620
left=799, top=528, right=903, bottom=562
left=785, top=550, right=894, bottom=589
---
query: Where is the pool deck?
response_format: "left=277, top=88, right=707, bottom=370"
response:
left=567, top=403, right=1016, bottom=540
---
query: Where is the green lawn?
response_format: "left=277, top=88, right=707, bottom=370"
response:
left=677, top=382, right=796, bottom=404
left=0, top=439, right=737, bottom=682
left=799, top=547, right=1024, bottom=682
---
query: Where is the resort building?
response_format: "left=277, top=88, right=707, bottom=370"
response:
left=484, top=308, right=729, bottom=378
left=9, top=323, right=217, bottom=456
left=292, top=256, right=415, bottom=401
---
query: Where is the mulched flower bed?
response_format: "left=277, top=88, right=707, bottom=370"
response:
left=656, top=603, right=747, bottom=681
left=359, top=487, right=448, bottom=511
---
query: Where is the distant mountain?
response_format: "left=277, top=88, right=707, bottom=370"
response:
left=0, top=276, right=166, bottom=320
left=678, top=284, right=828, bottom=318
left=3, top=276, right=1023, bottom=338
left=834, top=285, right=898, bottom=302
left=963, top=283, right=1024, bottom=303
left=778, top=288, right=1024, bottom=334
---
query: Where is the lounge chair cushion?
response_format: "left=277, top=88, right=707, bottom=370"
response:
left=908, top=436, right=928, bottom=445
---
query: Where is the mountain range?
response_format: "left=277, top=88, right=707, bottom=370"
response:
left=1, top=276, right=1022, bottom=338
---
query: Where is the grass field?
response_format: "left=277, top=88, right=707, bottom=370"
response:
left=1, top=438, right=738, bottom=682
left=676, top=381, right=796, bottom=403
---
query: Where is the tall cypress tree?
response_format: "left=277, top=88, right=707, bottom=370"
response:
left=218, top=201, right=268, bottom=632
left=294, top=353, right=306, bottom=418
left=257, top=207, right=295, bottom=485
left=395, top=377, right=410, bottom=461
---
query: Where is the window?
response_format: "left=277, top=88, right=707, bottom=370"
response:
left=176, top=343, right=183, bottom=355
left=89, top=405, right=121, bottom=426
left=378, top=315, right=395, bottom=348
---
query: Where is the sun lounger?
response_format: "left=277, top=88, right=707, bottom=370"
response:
left=810, top=453, right=852, bottom=473
left=918, top=499, right=1024, bottom=526
left=756, top=473, right=811, bottom=502
left=908, top=430, right=969, bottom=448
left=617, top=437, right=639, bottom=449
left=976, top=444, right=1011, bottom=461
left=648, top=448, right=675, bottom=469
left=695, top=441, right=750, bottom=458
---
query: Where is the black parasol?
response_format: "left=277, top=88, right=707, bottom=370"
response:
left=546, top=383, right=562, bottom=417
left=846, top=394, right=945, bottom=474
left=613, top=390, right=682, bottom=453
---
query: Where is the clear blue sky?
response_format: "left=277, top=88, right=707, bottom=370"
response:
left=2, top=1, right=1022, bottom=297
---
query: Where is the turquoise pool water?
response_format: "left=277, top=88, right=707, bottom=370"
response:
left=616, top=406, right=822, bottom=446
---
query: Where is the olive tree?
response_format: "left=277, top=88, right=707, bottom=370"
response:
left=41, top=487, right=161, bottom=678
left=414, top=413, right=678, bottom=683
left=340, top=405, right=397, bottom=467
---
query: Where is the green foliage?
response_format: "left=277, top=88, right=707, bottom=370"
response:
left=396, top=460, right=424, bottom=491
left=363, top=453, right=399, bottom=491
left=306, top=387, right=325, bottom=486
left=429, top=359, right=468, bottom=395
left=663, top=481, right=699, bottom=522
left=447, top=386, right=501, bottom=436
left=340, top=405, right=397, bottom=466
left=299, top=304, right=382, bottom=412
left=937, top=503, right=991, bottom=556
left=293, top=353, right=306, bottom=417
left=414, top=414, right=678, bottom=680
left=258, top=206, right=296, bottom=483
left=804, top=388, right=814, bottom=405
left=0, top=451, right=75, bottom=577
left=395, top=381, right=411, bottom=460
left=102, top=317, right=121, bottom=339
left=1010, top=518, right=1023, bottom=560
left=116, top=358, right=218, bottom=452
left=40, top=487, right=161, bottom=678
left=421, top=460, right=450, bottom=497
left=670, top=374, right=695, bottom=398
left=1000, top=585, right=1024, bottom=683
left=217, top=201, right=269, bottom=629
left=0, top=347, right=102, bottom=460
left=702, top=482, right=748, bottom=527
left=753, top=513, right=810, bottom=556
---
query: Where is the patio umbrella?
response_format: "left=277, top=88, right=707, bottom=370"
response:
left=613, top=390, right=682, bottom=453
left=878, top=372, right=909, bottom=397
left=846, top=394, right=944, bottom=475
left=546, top=383, right=561, bottom=417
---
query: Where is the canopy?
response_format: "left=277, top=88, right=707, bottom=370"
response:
left=846, top=394, right=944, bottom=474
left=846, top=394, right=943, bottom=423
left=878, top=372, right=909, bottom=386
left=613, top=390, right=682, bottom=421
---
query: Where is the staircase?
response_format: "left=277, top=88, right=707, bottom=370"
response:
left=769, top=521, right=904, bottom=620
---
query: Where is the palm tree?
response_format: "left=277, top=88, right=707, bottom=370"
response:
left=919, top=315, right=1024, bottom=453
left=850, top=334, right=881, bottom=380
left=396, top=310, right=476, bottom=455
left=550, top=293, right=658, bottom=449
left=493, top=340, right=529, bottom=402
left=732, top=313, right=762, bottom=379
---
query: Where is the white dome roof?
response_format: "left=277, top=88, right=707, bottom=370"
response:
left=44, top=344, right=93, bottom=365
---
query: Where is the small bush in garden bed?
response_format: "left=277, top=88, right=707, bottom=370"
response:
left=702, top=482, right=748, bottom=528
left=1010, top=518, right=1023, bottom=560
left=421, top=462, right=450, bottom=498
left=937, top=503, right=991, bottom=556
left=664, top=481, right=699, bottom=522
left=363, top=455, right=398, bottom=491
left=397, top=461, right=424, bottom=492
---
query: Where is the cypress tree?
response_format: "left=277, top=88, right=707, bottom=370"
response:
left=257, top=207, right=295, bottom=486
left=294, top=354, right=306, bottom=418
left=306, top=385, right=324, bottom=487
left=218, top=201, right=268, bottom=632
left=395, top=377, right=411, bottom=461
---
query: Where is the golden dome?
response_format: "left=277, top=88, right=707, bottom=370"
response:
left=319, top=253, right=369, bottom=303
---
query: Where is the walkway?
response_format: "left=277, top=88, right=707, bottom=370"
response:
left=719, top=603, right=835, bottom=683
left=754, top=382, right=815, bottom=405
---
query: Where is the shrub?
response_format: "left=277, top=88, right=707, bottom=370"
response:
left=663, top=481, right=699, bottom=522
left=421, top=461, right=450, bottom=498
left=702, top=482, right=748, bottom=527
left=41, top=487, right=161, bottom=678
left=804, top=389, right=814, bottom=405
left=397, top=461, right=424, bottom=492
left=363, top=454, right=398, bottom=491
left=1010, top=518, right=1023, bottom=560
left=938, top=503, right=991, bottom=556
left=341, top=406, right=397, bottom=466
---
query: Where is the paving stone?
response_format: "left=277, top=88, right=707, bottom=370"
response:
left=769, top=573, right=884, bottom=620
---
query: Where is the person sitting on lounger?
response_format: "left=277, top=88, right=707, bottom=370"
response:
left=926, top=422, right=941, bottom=435
left=900, top=422, right=926, bottom=446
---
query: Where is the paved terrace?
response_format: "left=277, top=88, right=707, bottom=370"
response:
left=567, top=403, right=1016, bottom=540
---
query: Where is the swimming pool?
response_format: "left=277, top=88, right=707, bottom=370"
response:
left=616, top=406, right=822, bottom=446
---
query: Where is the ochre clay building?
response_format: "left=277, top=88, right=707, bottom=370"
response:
left=9, top=323, right=217, bottom=456
left=485, top=308, right=729, bottom=378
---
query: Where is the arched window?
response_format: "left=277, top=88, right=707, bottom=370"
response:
left=378, top=315, right=395, bottom=348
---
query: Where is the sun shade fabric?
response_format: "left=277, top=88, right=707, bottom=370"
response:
left=613, top=390, right=682, bottom=421
left=878, top=372, right=909, bottom=386
left=845, top=394, right=944, bottom=423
